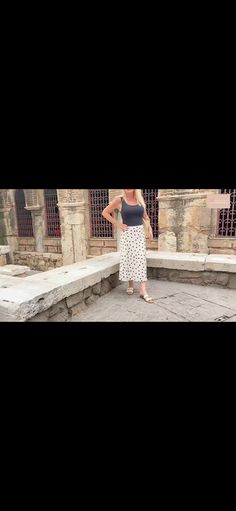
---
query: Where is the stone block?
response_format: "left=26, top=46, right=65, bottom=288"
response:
left=28, top=311, right=50, bottom=322
left=108, top=273, right=119, bottom=288
left=228, top=275, right=236, bottom=289
left=208, top=239, right=232, bottom=249
left=215, top=273, right=229, bottom=286
left=83, top=287, right=92, bottom=299
left=89, top=240, right=104, bottom=247
left=102, top=248, right=117, bottom=254
left=92, top=282, right=101, bottom=295
left=48, top=300, right=68, bottom=318
left=104, top=240, right=117, bottom=248
left=90, top=248, right=102, bottom=256
left=147, top=251, right=206, bottom=271
left=157, top=269, right=169, bottom=278
left=202, top=272, right=217, bottom=285
left=86, top=295, right=99, bottom=305
left=69, top=302, right=87, bottom=317
left=48, top=309, right=69, bottom=322
left=100, top=279, right=112, bottom=296
left=66, top=291, right=84, bottom=308
left=205, top=254, right=236, bottom=273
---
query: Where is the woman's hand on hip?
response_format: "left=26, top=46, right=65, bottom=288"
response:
left=117, top=222, right=128, bottom=232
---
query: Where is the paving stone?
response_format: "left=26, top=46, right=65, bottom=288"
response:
left=71, top=281, right=236, bottom=322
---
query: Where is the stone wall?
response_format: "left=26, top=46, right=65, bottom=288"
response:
left=28, top=272, right=120, bottom=321
left=43, top=238, right=62, bottom=254
left=18, top=238, right=36, bottom=252
left=208, top=238, right=236, bottom=255
left=14, top=251, right=63, bottom=271
left=88, top=238, right=117, bottom=256
left=88, top=237, right=159, bottom=256
left=148, top=267, right=236, bottom=289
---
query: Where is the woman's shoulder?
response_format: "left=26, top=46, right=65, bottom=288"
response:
left=113, top=195, right=123, bottom=204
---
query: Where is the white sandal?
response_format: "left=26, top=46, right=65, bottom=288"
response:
left=127, top=287, right=134, bottom=295
left=140, top=294, right=154, bottom=303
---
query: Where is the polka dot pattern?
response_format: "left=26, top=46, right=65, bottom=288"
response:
left=119, top=225, right=147, bottom=283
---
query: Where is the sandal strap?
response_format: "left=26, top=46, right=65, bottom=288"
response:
left=143, top=294, right=153, bottom=302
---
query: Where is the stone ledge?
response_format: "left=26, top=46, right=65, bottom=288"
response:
left=0, top=252, right=120, bottom=321
left=205, top=254, right=236, bottom=273
left=146, top=251, right=236, bottom=273
left=147, top=251, right=207, bottom=271
left=0, top=264, right=30, bottom=276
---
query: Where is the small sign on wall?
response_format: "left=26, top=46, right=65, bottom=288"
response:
left=207, top=193, right=231, bottom=209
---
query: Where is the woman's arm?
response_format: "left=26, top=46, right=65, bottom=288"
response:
left=143, top=209, right=153, bottom=240
left=102, top=197, right=128, bottom=231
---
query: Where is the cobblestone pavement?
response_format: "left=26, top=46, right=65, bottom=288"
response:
left=70, top=280, right=236, bottom=322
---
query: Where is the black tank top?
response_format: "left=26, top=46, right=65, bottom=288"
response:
left=121, top=198, right=144, bottom=226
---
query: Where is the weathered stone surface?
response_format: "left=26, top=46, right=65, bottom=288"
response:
left=157, top=269, right=169, bottom=278
left=0, top=264, right=30, bottom=276
left=83, top=287, right=92, bottom=299
left=0, top=246, right=10, bottom=255
left=205, top=255, right=236, bottom=273
left=14, top=251, right=63, bottom=271
left=216, top=273, right=229, bottom=286
left=28, top=311, right=50, bottom=322
left=228, top=275, right=236, bottom=289
left=86, top=295, right=99, bottom=305
left=0, top=252, right=120, bottom=321
left=158, top=190, right=211, bottom=253
left=66, top=291, right=84, bottom=308
left=90, top=247, right=102, bottom=256
left=147, top=250, right=207, bottom=271
left=48, top=300, right=68, bottom=318
left=0, top=276, right=23, bottom=288
left=48, top=309, right=69, bottom=322
left=69, top=302, right=88, bottom=317
left=108, top=273, right=119, bottom=288
left=92, top=282, right=101, bottom=295
left=100, top=279, right=112, bottom=295
left=208, top=239, right=233, bottom=249
left=202, top=272, right=217, bottom=285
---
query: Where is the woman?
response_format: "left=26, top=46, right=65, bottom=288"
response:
left=102, top=189, right=154, bottom=303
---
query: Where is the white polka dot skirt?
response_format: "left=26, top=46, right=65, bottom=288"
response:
left=119, top=225, right=147, bottom=283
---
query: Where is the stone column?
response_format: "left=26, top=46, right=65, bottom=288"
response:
left=109, top=189, right=122, bottom=250
left=25, top=207, right=44, bottom=252
left=158, top=189, right=216, bottom=253
left=24, top=190, right=45, bottom=253
left=0, top=190, right=18, bottom=263
left=57, top=189, right=88, bottom=265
